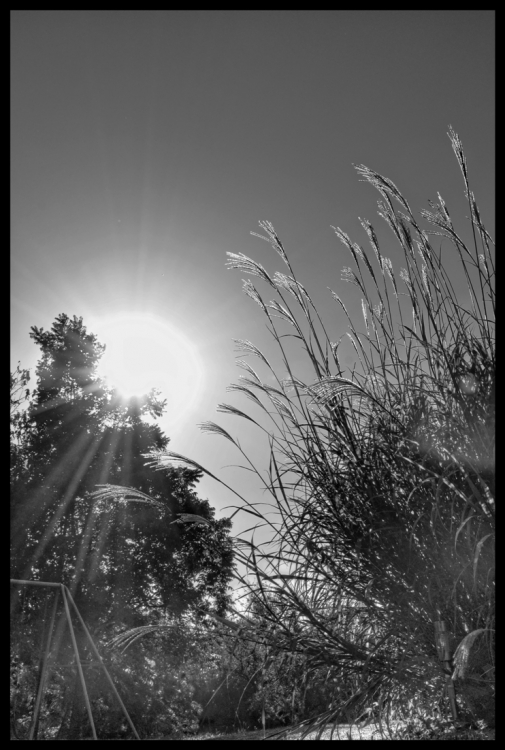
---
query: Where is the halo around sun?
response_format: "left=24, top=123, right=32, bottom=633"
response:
left=95, top=314, right=204, bottom=426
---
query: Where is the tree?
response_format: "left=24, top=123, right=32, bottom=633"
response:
left=10, top=363, right=33, bottom=536
left=10, top=313, right=234, bottom=739
left=11, top=313, right=234, bottom=617
left=12, top=314, right=163, bottom=586
left=10, top=363, right=31, bottom=460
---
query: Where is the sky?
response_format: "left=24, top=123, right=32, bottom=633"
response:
left=11, top=11, right=495, bottom=544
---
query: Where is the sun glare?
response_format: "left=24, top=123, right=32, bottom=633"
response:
left=95, top=314, right=204, bottom=425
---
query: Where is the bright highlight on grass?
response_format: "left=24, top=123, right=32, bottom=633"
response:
left=96, top=314, right=204, bottom=423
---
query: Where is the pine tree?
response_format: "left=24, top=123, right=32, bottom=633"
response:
left=11, top=313, right=234, bottom=623
left=11, top=313, right=234, bottom=739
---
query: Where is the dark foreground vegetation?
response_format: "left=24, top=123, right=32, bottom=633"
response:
left=11, top=128, right=494, bottom=739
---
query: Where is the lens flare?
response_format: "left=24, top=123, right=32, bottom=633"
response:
left=94, top=314, right=204, bottom=426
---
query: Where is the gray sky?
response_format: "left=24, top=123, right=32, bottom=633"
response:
left=11, top=11, right=495, bottom=537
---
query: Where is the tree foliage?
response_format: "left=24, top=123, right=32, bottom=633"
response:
left=10, top=313, right=234, bottom=739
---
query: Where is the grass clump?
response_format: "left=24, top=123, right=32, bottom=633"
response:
left=110, top=127, right=495, bottom=736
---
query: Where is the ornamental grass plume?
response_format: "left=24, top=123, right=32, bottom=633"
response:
left=100, top=127, right=494, bottom=737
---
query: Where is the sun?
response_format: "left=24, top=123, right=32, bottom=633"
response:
left=94, top=314, right=204, bottom=425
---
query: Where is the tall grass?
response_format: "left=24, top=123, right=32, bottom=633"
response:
left=97, top=128, right=494, bottom=736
